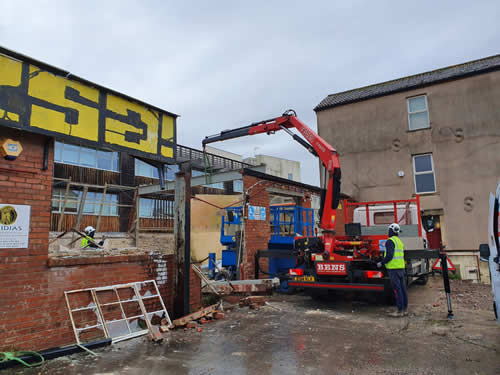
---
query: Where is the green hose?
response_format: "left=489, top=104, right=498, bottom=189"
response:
left=0, top=351, right=45, bottom=368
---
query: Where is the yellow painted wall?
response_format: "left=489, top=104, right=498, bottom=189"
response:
left=0, top=53, right=175, bottom=160
left=190, top=194, right=242, bottom=263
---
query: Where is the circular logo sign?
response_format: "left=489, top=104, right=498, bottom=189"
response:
left=0, top=206, right=18, bottom=225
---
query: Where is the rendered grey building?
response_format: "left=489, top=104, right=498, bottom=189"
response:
left=315, top=55, right=500, bottom=263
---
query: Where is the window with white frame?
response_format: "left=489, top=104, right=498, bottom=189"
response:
left=54, top=141, right=119, bottom=171
left=412, top=154, right=436, bottom=193
left=407, top=95, right=430, bottom=131
left=135, top=159, right=159, bottom=178
left=51, top=188, right=119, bottom=215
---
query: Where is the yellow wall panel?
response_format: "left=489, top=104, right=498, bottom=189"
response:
left=28, top=66, right=99, bottom=141
left=160, top=114, right=174, bottom=157
left=0, top=54, right=22, bottom=86
left=105, top=94, right=158, bottom=153
left=0, top=50, right=176, bottom=161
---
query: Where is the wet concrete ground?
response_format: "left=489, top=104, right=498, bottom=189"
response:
left=6, top=277, right=500, bottom=374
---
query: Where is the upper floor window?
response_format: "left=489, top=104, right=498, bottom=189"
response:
left=407, top=95, right=430, bottom=131
left=54, top=141, right=119, bottom=171
left=135, top=159, right=159, bottom=179
left=288, top=173, right=293, bottom=180
left=412, top=154, right=436, bottom=194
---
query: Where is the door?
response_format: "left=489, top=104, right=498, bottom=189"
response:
left=488, top=181, right=500, bottom=324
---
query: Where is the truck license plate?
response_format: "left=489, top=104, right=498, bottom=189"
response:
left=293, top=276, right=315, bottom=282
left=316, top=262, right=347, bottom=275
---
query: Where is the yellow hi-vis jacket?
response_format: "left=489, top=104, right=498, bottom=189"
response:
left=80, top=236, right=93, bottom=248
left=386, top=236, right=405, bottom=269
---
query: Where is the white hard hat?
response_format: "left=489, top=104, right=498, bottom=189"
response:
left=84, top=226, right=95, bottom=235
left=388, top=223, right=401, bottom=234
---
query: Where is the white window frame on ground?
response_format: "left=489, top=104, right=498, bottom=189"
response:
left=54, top=141, right=119, bottom=172
left=407, top=95, right=430, bottom=131
left=412, top=154, right=436, bottom=194
left=51, top=188, right=119, bottom=216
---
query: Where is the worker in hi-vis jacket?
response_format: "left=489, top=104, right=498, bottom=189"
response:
left=377, top=223, right=408, bottom=317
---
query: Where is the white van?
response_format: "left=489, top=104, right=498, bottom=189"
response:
left=480, top=180, right=500, bottom=324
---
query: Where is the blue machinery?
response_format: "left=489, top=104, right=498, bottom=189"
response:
left=210, top=204, right=314, bottom=288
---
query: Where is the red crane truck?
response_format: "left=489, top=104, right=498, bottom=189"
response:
left=203, top=110, right=451, bottom=309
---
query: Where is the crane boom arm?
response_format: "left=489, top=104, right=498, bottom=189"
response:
left=202, top=110, right=341, bottom=231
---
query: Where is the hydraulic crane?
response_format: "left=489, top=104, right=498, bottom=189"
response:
left=203, top=110, right=449, bottom=310
left=203, top=109, right=366, bottom=260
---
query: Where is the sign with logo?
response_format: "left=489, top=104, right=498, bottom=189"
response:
left=432, top=256, right=456, bottom=272
left=316, top=262, right=347, bottom=275
left=248, top=205, right=266, bottom=221
left=0, top=204, right=30, bottom=249
left=0, top=50, right=176, bottom=162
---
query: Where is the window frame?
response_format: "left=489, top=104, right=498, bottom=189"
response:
left=407, top=95, right=430, bottom=131
left=412, top=153, right=437, bottom=194
left=135, top=159, right=160, bottom=179
left=54, top=141, right=119, bottom=172
left=51, top=189, right=119, bottom=216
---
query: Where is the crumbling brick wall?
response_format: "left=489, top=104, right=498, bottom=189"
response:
left=241, top=174, right=318, bottom=279
left=0, top=129, right=201, bottom=352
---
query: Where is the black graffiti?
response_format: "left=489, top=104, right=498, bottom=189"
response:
left=65, top=86, right=147, bottom=144
left=0, top=62, right=148, bottom=145
left=0, top=65, right=78, bottom=126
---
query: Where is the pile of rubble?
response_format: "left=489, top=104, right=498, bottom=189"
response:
left=148, top=303, right=226, bottom=341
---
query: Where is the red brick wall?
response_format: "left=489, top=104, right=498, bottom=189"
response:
left=241, top=174, right=317, bottom=279
left=0, top=129, right=200, bottom=351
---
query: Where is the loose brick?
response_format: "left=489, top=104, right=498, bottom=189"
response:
left=214, top=312, right=225, bottom=320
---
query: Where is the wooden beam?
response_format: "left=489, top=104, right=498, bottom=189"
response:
left=173, top=164, right=192, bottom=318
left=172, top=303, right=218, bottom=327
left=57, top=177, right=72, bottom=232
left=135, top=188, right=140, bottom=247
left=95, top=183, right=108, bottom=232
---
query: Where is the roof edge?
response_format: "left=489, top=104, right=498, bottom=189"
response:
left=314, top=54, right=500, bottom=112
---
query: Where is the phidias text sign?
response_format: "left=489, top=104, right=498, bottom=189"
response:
left=0, top=204, right=31, bottom=249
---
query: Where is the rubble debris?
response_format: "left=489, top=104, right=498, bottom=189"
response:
left=240, top=296, right=267, bottom=308
left=215, top=312, right=225, bottom=320
left=173, top=303, right=219, bottom=327
left=149, top=326, right=163, bottom=343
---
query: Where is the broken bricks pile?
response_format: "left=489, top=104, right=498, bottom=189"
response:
left=172, top=303, right=225, bottom=334
left=239, top=296, right=267, bottom=310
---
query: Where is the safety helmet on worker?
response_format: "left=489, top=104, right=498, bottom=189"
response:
left=84, top=226, right=96, bottom=236
left=388, top=223, right=401, bottom=235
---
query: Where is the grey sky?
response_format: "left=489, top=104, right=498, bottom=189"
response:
left=2, top=1, right=499, bottom=185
